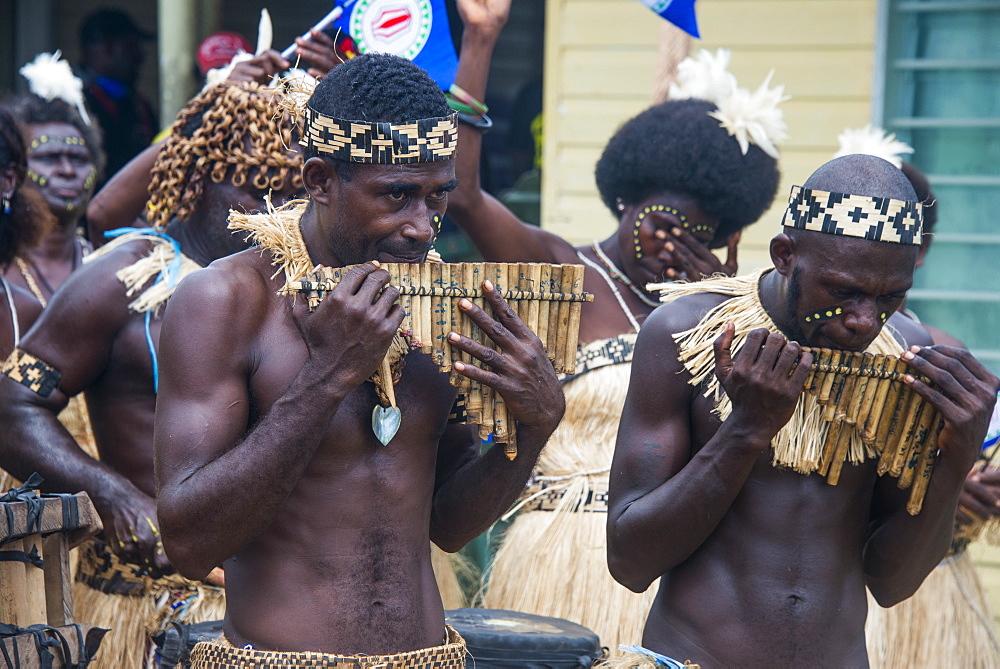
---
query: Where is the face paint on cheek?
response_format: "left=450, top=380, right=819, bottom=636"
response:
left=27, top=169, right=48, bottom=187
left=880, top=312, right=889, bottom=324
left=83, top=167, right=96, bottom=192
left=803, top=305, right=844, bottom=325
left=432, top=212, right=442, bottom=235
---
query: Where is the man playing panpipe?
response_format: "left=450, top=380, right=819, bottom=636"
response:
left=0, top=74, right=304, bottom=667
left=608, top=154, right=999, bottom=668
left=153, top=53, right=564, bottom=666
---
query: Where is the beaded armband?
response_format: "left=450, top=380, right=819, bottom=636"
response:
left=1, top=348, right=62, bottom=397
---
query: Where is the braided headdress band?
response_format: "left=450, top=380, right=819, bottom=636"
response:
left=303, top=106, right=458, bottom=165
left=782, top=186, right=923, bottom=245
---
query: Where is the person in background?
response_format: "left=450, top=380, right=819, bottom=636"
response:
left=0, top=105, right=53, bottom=358
left=78, top=8, right=157, bottom=182
left=446, top=0, right=785, bottom=652
left=4, top=53, right=104, bottom=304
left=0, top=79, right=304, bottom=668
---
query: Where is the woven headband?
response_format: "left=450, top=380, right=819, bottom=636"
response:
left=782, top=186, right=923, bottom=245
left=304, top=106, right=458, bottom=165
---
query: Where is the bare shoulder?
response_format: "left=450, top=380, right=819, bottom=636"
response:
left=630, top=291, right=733, bottom=393
left=10, top=283, right=42, bottom=328
left=643, top=291, right=733, bottom=341
left=898, top=312, right=965, bottom=348
left=164, top=249, right=277, bottom=345
left=82, top=237, right=158, bottom=279
left=21, top=239, right=158, bottom=350
left=884, top=310, right=933, bottom=350
left=168, top=249, right=280, bottom=321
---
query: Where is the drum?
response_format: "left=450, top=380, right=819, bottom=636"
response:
left=447, top=608, right=603, bottom=668
left=155, top=610, right=604, bottom=668
left=154, top=620, right=223, bottom=668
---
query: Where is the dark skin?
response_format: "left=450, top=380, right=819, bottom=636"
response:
left=608, top=230, right=999, bottom=667
left=447, top=0, right=738, bottom=345
left=0, top=174, right=301, bottom=579
left=0, top=280, right=42, bottom=357
left=154, top=155, right=565, bottom=654
left=2, top=123, right=96, bottom=301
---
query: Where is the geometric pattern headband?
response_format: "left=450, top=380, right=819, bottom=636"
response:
left=304, top=106, right=458, bottom=165
left=782, top=185, right=923, bottom=245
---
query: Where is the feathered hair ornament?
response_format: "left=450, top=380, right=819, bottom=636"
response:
left=834, top=125, right=913, bottom=168
left=670, top=48, right=789, bottom=160
left=19, top=51, right=91, bottom=125
left=668, top=48, right=737, bottom=105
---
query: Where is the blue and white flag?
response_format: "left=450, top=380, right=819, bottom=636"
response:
left=333, top=0, right=458, bottom=90
left=637, top=0, right=700, bottom=38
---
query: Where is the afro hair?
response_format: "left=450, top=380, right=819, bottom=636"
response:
left=307, top=52, right=450, bottom=128
left=594, top=98, right=780, bottom=242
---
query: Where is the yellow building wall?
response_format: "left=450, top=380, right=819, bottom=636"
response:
left=541, top=0, right=878, bottom=270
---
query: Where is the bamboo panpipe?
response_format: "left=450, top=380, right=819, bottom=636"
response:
left=801, top=347, right=942, bottom=514
left=289, top=261, right=592, bottom=459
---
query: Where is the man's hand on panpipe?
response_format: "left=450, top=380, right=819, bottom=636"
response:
left=900, top=345, right=1000, bottom=477
left=290, top=262, right=405, bottom=392
left=446, top=280, right=565, bottom=433
left=957, top=466, right=1000, bottom=526
left=713, top=325, right=814, bottom=446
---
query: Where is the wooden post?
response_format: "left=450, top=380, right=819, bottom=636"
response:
left=0, top=538, right=29, bottom=625
left=20, top=534, right=47, bottom=625
left=43, top=533, right=73, bottom=626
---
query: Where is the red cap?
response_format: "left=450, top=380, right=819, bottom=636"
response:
left=197, top=32, right=253, bottom=75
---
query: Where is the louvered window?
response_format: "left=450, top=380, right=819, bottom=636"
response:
left=876, top=0, right=1000, bottom=372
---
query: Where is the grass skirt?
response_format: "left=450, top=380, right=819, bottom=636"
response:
left=433, top=544, right=470, bottom=609
left=865, top=550, right=999, bottom=667
left=482, top=357, right=656, bottom=654
left=74, top=540, right=226, bottom=668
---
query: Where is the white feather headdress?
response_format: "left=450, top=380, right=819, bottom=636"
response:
left=668, top=48, right=738, bottom=105
left=834, top=125, right=913, bottom=168
left=670, top=48, right=788, bottom=159
left=19, top=51, right=91, bottom=125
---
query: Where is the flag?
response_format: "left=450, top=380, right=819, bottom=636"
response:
left=333, top=0, right=458, bottom=90
left=637, top=0, right=700, bottom=38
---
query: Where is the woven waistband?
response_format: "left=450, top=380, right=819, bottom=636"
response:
left=520, top=480, right=609, bottom=513
left=190, top=626, right=466, bottom=668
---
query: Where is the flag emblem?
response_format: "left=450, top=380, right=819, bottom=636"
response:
left=351, top=0, right=433, bottom=60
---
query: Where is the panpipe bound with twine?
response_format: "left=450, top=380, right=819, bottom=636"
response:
left=801, top=347, right=941, bottom=514
left=289, top=262, right=592, bottom=458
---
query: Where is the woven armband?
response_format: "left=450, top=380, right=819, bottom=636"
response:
left=0, top=348, right=62, bottom=397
